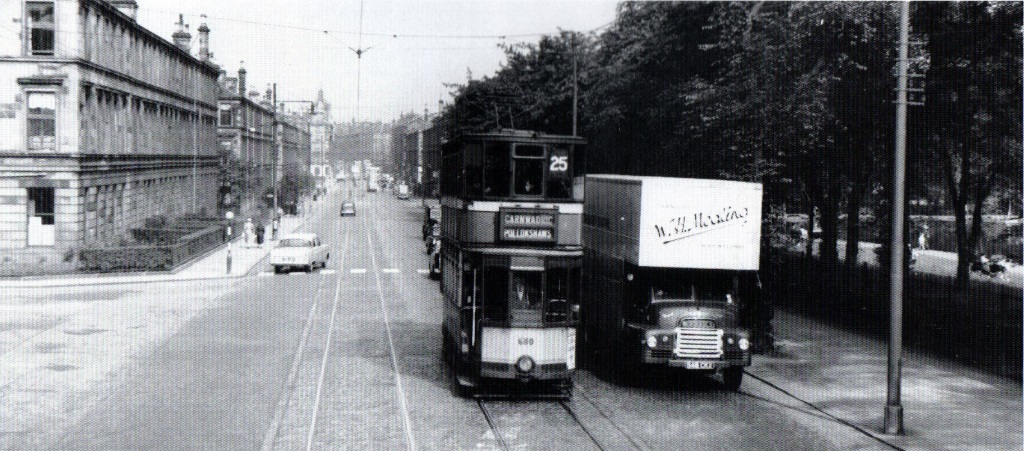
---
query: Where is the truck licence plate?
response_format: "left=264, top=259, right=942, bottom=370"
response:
left=683, top=361, right=716, bottom=370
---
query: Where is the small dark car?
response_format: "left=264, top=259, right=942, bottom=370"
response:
left=340, top=200, right=356, bottom=216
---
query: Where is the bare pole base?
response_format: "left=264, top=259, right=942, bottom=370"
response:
left=884, top=405, right=904, bottom=435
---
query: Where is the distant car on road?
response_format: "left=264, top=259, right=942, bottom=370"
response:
left=340, top=200, right=356, bottom=216
left=270, top=233, right=329, bottom=274
left=396, top=183, right=410, bottom=200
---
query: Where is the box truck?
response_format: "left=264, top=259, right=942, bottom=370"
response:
left=581, top=175, right=763, bottom=389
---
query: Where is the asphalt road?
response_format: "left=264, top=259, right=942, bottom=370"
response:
left=1, top=188, right=885, bottom=450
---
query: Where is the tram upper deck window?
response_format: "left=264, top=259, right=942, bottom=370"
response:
left=465, top=143, right=483, bottom=196
left=513, top=144, right=545, bottom=197
left=483, top=142, right=510, bottom=197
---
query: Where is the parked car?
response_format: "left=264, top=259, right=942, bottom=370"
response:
left=340, top=200, right=356, bottom=216
left=270, top=233, right=329, bottom=274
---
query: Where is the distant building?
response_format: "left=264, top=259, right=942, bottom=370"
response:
left=0, top=1, right=220, bottom=275
left=334, top=120, right=391, bottom=168
left=309, top=90, right=332, bottom=181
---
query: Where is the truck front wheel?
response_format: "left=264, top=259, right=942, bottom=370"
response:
left=722, top=367, right=744, bottom=391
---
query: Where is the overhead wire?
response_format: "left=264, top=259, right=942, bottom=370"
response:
left=133, top=5, right=613, bottom=41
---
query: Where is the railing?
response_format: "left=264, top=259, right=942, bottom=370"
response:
left=80, top=221, right=238, bottom=272
left=768, top=250, right=1022, bottom=378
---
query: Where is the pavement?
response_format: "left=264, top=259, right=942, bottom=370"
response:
left=0, top=197, right=1019, bottom=449
left=0, top=202, right=323, bottom=288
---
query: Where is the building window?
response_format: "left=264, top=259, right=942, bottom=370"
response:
left=219, top=105, right=233, bottom=126
left=26, top=2, right=55, bottom=56
left=27, top=92, right=56, bottom=151
left=27, top=187, right=55, bottom=246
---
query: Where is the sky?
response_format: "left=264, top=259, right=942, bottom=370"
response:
left=135, top=1, right=619, bottom=124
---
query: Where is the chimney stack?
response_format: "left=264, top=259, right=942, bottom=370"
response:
left=172, top=14, right=191, bottom=52
left=238, top=63, right=247, bottom=97
left=109, top=0, right=138, bottom=20
left=197, top=15, right=210, bottom=61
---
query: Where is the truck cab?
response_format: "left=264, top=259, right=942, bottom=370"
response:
left=621, top=266, right=752, bottom=388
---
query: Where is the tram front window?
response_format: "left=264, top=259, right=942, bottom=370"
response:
left=509, top=270, right=543, bottom=324
left=545, top=268, right=568, bottom=322
left=483, top=266, right=509, bottom=322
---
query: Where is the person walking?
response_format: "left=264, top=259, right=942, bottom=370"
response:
left=255, top=221, right=265, bottom=248
left=243, top=218, right=254, bottom=248
left=918, top=224, right=929, bottom=250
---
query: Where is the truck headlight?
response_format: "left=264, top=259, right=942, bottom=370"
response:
left=646, top=336, right=658, bottom=349
left=738, top=338, right=750, bottom=351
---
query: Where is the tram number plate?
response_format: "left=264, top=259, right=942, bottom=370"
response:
left=683, top=361, right=715, bottom=370
left=517, top=337, right=535, bottom=346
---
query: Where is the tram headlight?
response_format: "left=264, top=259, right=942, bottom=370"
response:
left=646, top=336, right=658, bottom=349
left=516, top=355, right=536, bottom=373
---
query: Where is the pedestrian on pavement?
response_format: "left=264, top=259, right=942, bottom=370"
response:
left=918, top=224, right=929, bottom=250
left=255, top=222, right=265, bottom=248
left=243, top=218, right=254, bottom=248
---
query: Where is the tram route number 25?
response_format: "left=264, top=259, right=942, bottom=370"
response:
left=549, top=155, right=568, bottom=172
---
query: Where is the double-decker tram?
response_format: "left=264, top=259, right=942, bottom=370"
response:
left=439, top=130, right=585, bottom=398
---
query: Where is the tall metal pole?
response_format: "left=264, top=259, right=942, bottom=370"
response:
left=272, top=83, right=279, bottom=219
left=884, top=0, right=910, bottom=436
left=572, top=35, right=578, bottom=136
left=192, top=68, right=199, bottom=213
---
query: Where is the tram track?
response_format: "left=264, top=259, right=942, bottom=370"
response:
left=474, top=394, right=631, bottom=451
left=260, top=216, right=351, bottom=451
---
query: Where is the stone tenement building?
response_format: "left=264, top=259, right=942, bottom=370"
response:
left=217, top=69, right=312, bottom=217
left=0, top=1, right=220, bottom=275
left=217, top=67, right=276, bottom=215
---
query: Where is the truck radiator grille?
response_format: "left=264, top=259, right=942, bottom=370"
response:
left=674, top=328, right=723, bottom=359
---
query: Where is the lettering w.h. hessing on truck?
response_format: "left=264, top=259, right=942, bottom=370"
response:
left=654, top=206, right=751, bottom=244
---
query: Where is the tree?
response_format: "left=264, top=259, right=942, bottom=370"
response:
left=912, top=1, right=1022, bottom=288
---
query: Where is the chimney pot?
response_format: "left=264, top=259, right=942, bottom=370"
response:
left=172, top=14, right=192, bottom=52
left=238, top=63, right=247, bottom=97
left=197, top=15, right=211, bottom=61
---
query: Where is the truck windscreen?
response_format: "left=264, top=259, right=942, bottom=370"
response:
left=650, top=272, right=735, bottom=303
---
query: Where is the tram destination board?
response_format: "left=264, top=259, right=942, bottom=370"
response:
left=498, top=207, right=558, bottom=243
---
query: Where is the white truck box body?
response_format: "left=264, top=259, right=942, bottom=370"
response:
left=584, top=175, right=762, bottom=270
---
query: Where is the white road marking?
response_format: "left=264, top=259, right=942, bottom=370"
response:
left=258, top=272, right=274, bottom=277
left=320, top=269, right=336, bottom=275
left=0, top=301, right=90, bottom=313
left=381, top=268, right=400, bottom=273
left=416, top=269, right=429, bottom=275
left=350, top=268, right=367, bottom=274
